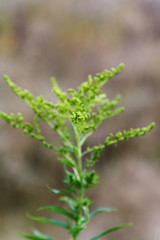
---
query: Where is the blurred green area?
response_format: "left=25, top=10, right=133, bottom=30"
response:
left=0, top=1, right=160, bottom=239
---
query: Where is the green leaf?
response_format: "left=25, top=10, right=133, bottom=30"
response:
left=58, top=157, right=75, bottom=167
left=20, top=235, right=48, bottom=240
left=90, top=207, right=117, bottom=218
left=31, top=229, right=55, bottom=240
left=69, top=225, right=84, bottom=239
left=80, top=135, right=86, bottom=146
left=90, top=223, right=132, bottom=240
left=60, top=197, right=77, bottom=212
left=62, top=142, right=76, bottom=153
left=27, top=214, right=69, bottom=230
left=33, top=229, right=51, bottom=237
left=46, top=185, right=60, bottom=194
left=38, top=206, right=77, bottom=220
left=47, top=185, right=75, bottom=198
left=17, top=232, right=53, bottom=240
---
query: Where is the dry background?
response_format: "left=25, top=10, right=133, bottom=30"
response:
left=0, top=0, right=160, bottom=239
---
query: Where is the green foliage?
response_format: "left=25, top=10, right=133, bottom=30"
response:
left=0, top=63, right=155, bottom=240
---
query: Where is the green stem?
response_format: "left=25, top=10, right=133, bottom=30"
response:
left=71, top=127, right=86, bottom=240
left=77, top=134, right=82, bottom=175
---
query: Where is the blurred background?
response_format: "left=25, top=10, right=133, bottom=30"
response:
left=0, top=0, right=160, bottom=239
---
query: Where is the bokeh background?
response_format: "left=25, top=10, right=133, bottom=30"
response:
left=0, top=0, right=160, bottom=239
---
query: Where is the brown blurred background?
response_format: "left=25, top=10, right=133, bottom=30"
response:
left=0, top=0, right=160, bottom=239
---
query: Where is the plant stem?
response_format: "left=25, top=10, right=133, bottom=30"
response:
left=71, top=128, right=86, bottom=240
left=77, top=134, right=82, bottom=175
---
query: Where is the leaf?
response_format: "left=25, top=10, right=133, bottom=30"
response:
left=80, top=135, right=86, bottom=146
left=90, top=223, right=132, bottom=240
left=60, top=187, right=76, bottom=194
left=60, top=197, right=77, bottom=212
left=27, top=214, right=68, bottom=230
left=62, top=143, right=77, bottom=154
left=33, top=229, right=51, bottom=237
left=58, top=157, right=75, bottom=167
left=20, top=235, right=48, bottom=240
left=90, top=207, right=117, bottom=219
left=71, top=122, right=78, bottom=138
left=47, top=185, right=75, bottom=198
left=38, top=206, right=77, bottom=220
left=17, top=232, right=53, bottom=240
left=47, top=185, right=60, bottom=194
left=69, top=225, right=84, bottom=239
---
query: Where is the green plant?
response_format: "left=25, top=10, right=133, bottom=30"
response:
left=0, top=63, right=155, bottom=240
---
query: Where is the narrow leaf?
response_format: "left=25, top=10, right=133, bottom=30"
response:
left=47, top=185, right=60, bottom=194
left=17, top=232, right=53, bottom=240
left=38, top=206, right=77, bottom=220
left=32, top=229, right=54, bottom=239
left=27, top=214, right=68, bottom=229
left=90, top=223, right=132, bottom=240
left=70, top=225, right=84, bottom=239
left=62, top=143, right=76, bottom=153
left=58, top=157, right=75, bottom=167
left=47, top=185, right=75, bottom=198
left=80, top=135, right=86, bottom=146
left=90, top=207, right=117, bottom=218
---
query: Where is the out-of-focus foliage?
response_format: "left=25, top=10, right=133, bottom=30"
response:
left=0, top=1, right=159, bottom=240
